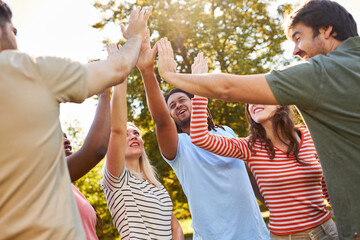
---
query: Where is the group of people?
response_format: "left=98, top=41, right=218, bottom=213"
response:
left=0, top=0, right=359, bottom=240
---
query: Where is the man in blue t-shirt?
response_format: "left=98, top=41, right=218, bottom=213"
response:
left=137, top=30, right=269, bottom=239
left=156, top=1, right=359, bottom=239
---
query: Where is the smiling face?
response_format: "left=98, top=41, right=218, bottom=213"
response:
left=290, top=22, right=327, bottom=60
left=248, top=104, right=279, bottom=125
left=125, top=123, right=144, bottom=159
left=166, top=92, right=192, bottom=128
left=63, top=133, right=73, bottom=157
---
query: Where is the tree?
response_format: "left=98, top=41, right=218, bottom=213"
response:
left=92, top=0, right=294, bottom=221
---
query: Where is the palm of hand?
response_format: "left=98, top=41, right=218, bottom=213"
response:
left=191, top=52, right=208, bottom=74
left=192, top=62, right=208, bottom=74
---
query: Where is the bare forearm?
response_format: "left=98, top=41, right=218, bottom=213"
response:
left=162, top=72, right=277, bottom=104
left=109, top=36, right=143, bottom=81
left=141, top=69, right=173, bottom=126
left=87, top=36, right=142, bottom=97
left=83, top=92, right=111, bottom=156
left=106, top=82, right=127, bottom=177
left=67, top=92, right=111, bottom=182
left=111, top=83, right=128, bottom=133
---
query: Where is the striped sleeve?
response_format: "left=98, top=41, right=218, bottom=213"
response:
left=101, top=165, right=127, bottom=191
left=190, top=97, right=251, bottom=161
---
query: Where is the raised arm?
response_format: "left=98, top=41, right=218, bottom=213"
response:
left=67, top=89, right=111, bottom=182
left=86, top=6, right=152, bottom=97
left=157, top=38, right=277, bottom=104
left=136, top=30, right=178, bottom=160
left=188, top=53, right=249, bottom=159
left=191, top=97, right=251, bottom=161
left=106, top=44, right=128, bottom=177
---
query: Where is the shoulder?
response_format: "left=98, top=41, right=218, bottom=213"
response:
left=299, top=128, right=310, bottom=137
left=0, top=50, right=36, bottom=69
left=298, top=128, right=315, bottom=146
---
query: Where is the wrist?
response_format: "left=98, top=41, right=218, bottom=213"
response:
left=127, top=33, right=144, bottom=42
left=162, top=71, right=176, bottom=83
left=139, top=66, right=155, bottom=75
left=98, top=90, right=110, bottom=98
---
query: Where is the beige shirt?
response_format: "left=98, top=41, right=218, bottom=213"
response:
left=0, top=50, right=88, bottom=239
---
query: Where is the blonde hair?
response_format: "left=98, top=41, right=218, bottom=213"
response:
left=127, top=122, right=161, bottom=188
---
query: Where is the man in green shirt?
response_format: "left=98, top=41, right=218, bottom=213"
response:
left=156, top=0, right=359, bottom=239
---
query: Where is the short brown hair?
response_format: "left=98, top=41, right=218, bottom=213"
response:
left=284, top=0, right=358, bottom=40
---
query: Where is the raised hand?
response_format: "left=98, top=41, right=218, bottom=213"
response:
left=157, top=37, right=177, bottom=81
left=191, top=52, right=208, bottom=74
left=136, top=29, right=157, bottom=72
left=121, top=6, right=153, bottom=41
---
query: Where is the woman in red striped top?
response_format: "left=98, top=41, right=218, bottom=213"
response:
left=188, top=54, right=338, bottom=239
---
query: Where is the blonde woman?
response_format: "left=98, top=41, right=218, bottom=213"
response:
left=100, top=44, right=183, bottom=240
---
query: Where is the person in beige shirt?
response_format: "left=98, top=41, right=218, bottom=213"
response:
left=0, top=1, right=152, bottom=239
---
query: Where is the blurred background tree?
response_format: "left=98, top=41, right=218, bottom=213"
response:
left=70, top=0, right=297, bottom=238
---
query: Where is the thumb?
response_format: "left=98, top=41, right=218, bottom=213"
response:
left=121, top=25, right=127, bottom=39
left=151, top=44, right=158, bottom=60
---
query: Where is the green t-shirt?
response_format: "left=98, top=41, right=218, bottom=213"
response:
left=266, top=37, right=360, bottom=240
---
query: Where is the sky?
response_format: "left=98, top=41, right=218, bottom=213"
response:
left=6, top=0, right=360, bottom=135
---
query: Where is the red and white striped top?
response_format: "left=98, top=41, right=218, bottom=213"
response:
left=190, top=97, right=332, bottom=235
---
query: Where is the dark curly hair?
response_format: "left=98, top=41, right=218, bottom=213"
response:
left=164, top=88, right=223, bottom=133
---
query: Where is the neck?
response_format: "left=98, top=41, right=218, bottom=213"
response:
left=262, top=121, right=277, bottom=143
left=126, top=157, right=140, bottom=173
left=326, top=37, right=343, bottom=53
left=181, top=125, right=191, bottom=135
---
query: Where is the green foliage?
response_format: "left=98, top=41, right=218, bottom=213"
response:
left=92, top=0, right=296, bottom=221
left=64, top=119, right=84, bottom=152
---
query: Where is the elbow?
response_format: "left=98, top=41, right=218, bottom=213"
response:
left=211, top=74, right=234, bottom=101
left=113, top=64, right=132, bottom=83
left=88, top=145, right=107, bottom=163
left=217, top=84, right=233, bottom=101
left=190, top=134, right=203, bottom=147
left=119, top=62, right=133, bottom=78
left=94, top=145, right=108, bottom=160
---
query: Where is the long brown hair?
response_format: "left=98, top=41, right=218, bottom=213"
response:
left=245, top=105, right=302, bottom=163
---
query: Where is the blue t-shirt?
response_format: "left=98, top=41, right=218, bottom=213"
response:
left=163, top=126, right=269, bottom=240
